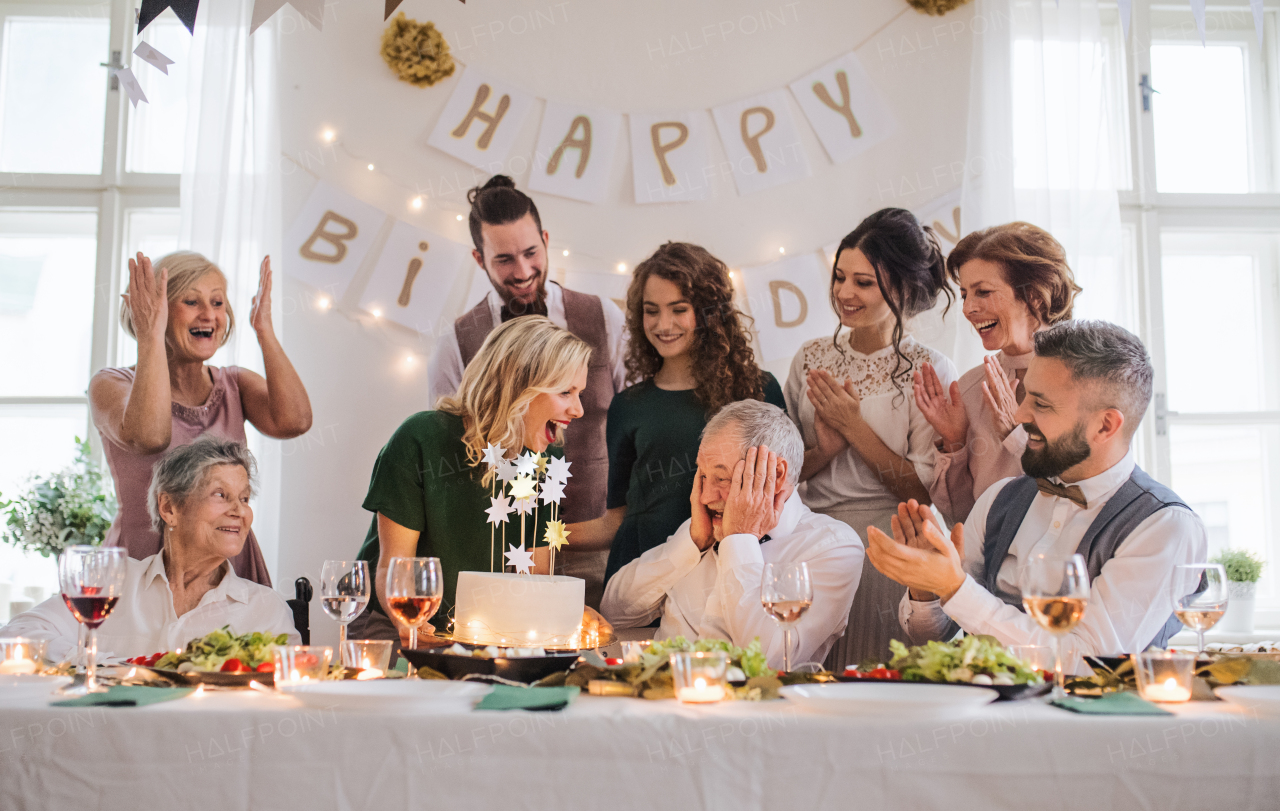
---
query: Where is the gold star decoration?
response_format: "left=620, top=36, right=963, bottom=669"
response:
left=508, top=474, right=537, bottom=501
left=543, top=519, right=570, bottom=551
left=535, top=453, right=549, bottom=477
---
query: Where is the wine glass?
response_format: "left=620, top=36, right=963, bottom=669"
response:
left=319, top=560, right=370, bottom=653
left=385, top=557, right=442, bottom=653
left=1020, top=553, right=1089, bottom=701
left=761, top=561, right=813, bottom=673
left=1171, top=563, right=1229, bottom=655
left=58, top=546, right=127, bottom=695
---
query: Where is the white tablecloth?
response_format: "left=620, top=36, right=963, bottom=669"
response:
left=2, top=686, right=1278, bottom=810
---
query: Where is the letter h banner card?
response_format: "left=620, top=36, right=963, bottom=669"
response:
left=428, top=66, right=537, bottom=172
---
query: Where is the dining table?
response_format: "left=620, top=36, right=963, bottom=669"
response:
left=2, top=681, right=1279, bottom=810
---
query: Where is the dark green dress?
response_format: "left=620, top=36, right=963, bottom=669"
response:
left=357, top=411, right=560, bottom=621
left=602, top=374, right=786, bottom=584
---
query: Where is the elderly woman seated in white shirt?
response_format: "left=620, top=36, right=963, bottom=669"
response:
left=601, top=400, right=864, bottom=670
left=4, top=437, right=298, bottom=662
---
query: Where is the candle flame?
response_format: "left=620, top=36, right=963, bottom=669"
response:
left=193, top=684, right=205, bottom=697
left=694, top=677, right=707, bottom=690
left=1163, top=677, right=1177, bottom=689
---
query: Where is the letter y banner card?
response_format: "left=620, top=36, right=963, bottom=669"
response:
left=284, top=180, right=388, bottom=296
left=789, top=51, right=896, bottom=165
left=527, top=101, right=623, bottom=204
left=428, top=66, right=536, bottom=171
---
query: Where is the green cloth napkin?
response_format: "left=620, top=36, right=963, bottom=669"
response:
left=392, top=658, right=410, bottom=675
left=475, top=684, right=579, bottom=711
left=1051, top=691, right=1173, bottom=716
left=51, top=685, right=194, bottom=708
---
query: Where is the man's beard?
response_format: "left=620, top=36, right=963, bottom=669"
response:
left=490, top=267, right=548, bottom=311
left=1021, top=420, right=1092, bottom=479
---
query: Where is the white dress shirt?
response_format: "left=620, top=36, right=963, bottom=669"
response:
left=428, top=281, right=629, bottom=404
left=899, top=449, right=1207, bottom=670
left=601, top=490, right=865, bottom=669
left=2, top=553, right=300, bottom=662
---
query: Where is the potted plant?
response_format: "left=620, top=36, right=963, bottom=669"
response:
left=0, top=438, right=116, bottom=559
left=1211, top=549, right=1265, bottom=634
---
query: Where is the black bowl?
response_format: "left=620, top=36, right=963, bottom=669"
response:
left=399, top=646, right=580, bottom=683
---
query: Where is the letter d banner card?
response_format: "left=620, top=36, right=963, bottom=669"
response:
left=285, top=179, right=389, bottom=296
left=789, top=51, right=896, bottom=165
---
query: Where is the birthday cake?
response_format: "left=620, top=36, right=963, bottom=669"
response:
left=453, top=571, right=585, bottom=648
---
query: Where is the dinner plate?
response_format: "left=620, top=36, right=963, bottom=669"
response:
left=833, top=676, right=1051, bottom=702
left=1213, top=685, right=1280, bottom=715
left=780, top=682, right=998, bottom=716
left=279, top=679, right=490, bottom=711
left=0, top=674, right=73, bottom=701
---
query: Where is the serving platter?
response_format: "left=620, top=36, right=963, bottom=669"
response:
left=134, top=666, right=273, bottom=688
left=399, top=645, right=580, bottom=683
left=279, top=678, right=489, bottom=711
left=780, top=682, right=999, bottom=716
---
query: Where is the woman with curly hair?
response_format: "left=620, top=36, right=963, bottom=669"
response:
left=571, top=242, right=784, bottom=585
left=785, top=208, right=957, bottom=669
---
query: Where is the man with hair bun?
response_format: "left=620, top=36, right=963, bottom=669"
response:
left=868, top=320, right=1208, bottom=670
left=428, top=175, right=627, bottom=608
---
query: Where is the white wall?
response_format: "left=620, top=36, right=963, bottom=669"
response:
left=274, top=0, right=975, bottom=646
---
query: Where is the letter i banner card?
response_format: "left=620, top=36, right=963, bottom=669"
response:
left=285, top=180, right=390, bottom=295
left=360, top=220, right=471, bottom=332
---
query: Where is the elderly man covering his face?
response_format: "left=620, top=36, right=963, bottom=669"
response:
left=3, top=437, right=299, bottom=662
left=601, top=400, right=864, bottom=669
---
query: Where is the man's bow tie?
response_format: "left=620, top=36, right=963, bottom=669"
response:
left=1035, top=478, right=1088, bottom=509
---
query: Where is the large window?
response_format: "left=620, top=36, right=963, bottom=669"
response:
left=1123, top=1, right=1280, bottom=622
left=0, top=0, right=184, bottom=605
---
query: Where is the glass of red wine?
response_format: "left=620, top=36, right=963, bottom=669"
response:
left=385, top=557, right=442, bottom=653
left=59, top=546, right=127, bottom=694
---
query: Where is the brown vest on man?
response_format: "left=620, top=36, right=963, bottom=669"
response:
left=454, top=287, right=613, bottom=526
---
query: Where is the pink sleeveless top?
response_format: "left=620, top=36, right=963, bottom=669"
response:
left=93, top=366, right=272, bottom=587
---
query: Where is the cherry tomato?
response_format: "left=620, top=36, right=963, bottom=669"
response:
left=255, top=662, right=274, bottom=673
left=220, top=658, right=249, bottom=673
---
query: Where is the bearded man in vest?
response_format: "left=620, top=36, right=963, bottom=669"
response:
left=866, top=320, right=1206, bottom=671
left=428, top=175, right=628, bottom=608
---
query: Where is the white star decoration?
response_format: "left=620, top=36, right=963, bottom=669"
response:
left=496, top=459, right=518, bottom=484
left=545, top=456, right=572, bottom=484
left=481, top=443, right=505, bottom=471
left=512, top=496, right=535, bottom=517
left=485, top=495, right=513, bottom=525
left=515, top=452, right=538, bottom=478
left=539, top=479, right=566, bottom=506
left=504, top=543, right=535, bottom=575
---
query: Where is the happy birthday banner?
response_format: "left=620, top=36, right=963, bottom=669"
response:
left=423, top=50, right=897, bottom=206
left=282, top=178, right=962, bottom=364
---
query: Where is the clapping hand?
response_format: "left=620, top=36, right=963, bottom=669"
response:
left=980, top=356, right=1020, bottom=439
left=250, top=256, right=274, bottom=339
left=866, top=500, right=967, bottom=603
left=122, top=252, right=168, bottom=345
left=720, top=446, right=785, bottom=541
left=913, top=362, right=967, bottom=453
left=806, top=369, right=862, bottom=439
left=813, top=413, right=848, bottom=458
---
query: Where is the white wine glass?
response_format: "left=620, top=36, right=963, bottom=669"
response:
left=761, top=561, right=813, bottom=673
left=58, top=546, right=127, bottom=695
left=320, top=560, right=370, bottom=654
left=1171, top=563, right=1229, bottom=655
left=1020, top=553, right=1089, bottom=701
left=385, top=557, right=442, bottom=652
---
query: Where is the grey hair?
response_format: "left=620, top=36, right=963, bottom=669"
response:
left=1034, top=319, right=1153, bottom=437
left=701, top=400, right=804, bottom=486
left=147, top=437, right=257, bottom=531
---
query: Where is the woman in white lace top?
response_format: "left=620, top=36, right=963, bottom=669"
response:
left=784, top=208, right=957, bottom=669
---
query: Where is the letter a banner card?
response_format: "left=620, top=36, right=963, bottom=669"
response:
left=360, top=220, right=471, bottom=334
left=528, top=101, right=622, bottom=204
left=284, top=179, right=389, bottom=296
left=428, top=66, right=536, bottom=171
left=711, top=89, right=811, bottom=196
left=789, top=51, right=896, bottom=165
left=739, top=252, right=837, bottom=364
left=629, top=111, right=712, bottom=204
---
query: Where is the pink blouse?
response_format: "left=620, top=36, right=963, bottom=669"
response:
left=928, top=349, right=1032, bottom=525
left=91, top=366, right=271, bottom=587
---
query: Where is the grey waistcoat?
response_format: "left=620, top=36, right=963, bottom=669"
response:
left=978, top=465, right=1188, bottom=651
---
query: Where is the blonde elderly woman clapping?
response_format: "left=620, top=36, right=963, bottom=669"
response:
left=2, top=438, right=299, bottom=662
left=89, top=251, right=312, bottom=586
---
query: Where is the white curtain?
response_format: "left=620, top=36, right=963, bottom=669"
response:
left=180, top=0, right=284, bottom=581
left=960, top=0, right=1130, bottom=336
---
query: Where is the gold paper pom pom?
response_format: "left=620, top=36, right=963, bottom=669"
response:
left=906, top=0, right=971, bottom=16
left=380, top=12, right=456, bottom=87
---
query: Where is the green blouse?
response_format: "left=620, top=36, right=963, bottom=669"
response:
left=602, top=374, right=786, bottom=584
left=357, top=411, right=560, bottom=620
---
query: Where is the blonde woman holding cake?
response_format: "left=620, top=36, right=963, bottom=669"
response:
left=347, top=316, right=607, bottom=648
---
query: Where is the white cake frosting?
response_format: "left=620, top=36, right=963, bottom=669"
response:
left=453, top=572, right=585, bottom=647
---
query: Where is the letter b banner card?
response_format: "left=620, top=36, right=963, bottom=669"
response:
left=428, top=66, right=536, bottom=172
left=285, top=180, right=389, bottom=296
left=528, top=101, right=622, bottom=204
left=789, top=51, right=896, bottom=165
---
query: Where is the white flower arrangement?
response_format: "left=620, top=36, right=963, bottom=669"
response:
left=0, top=439, right=117, bottom=557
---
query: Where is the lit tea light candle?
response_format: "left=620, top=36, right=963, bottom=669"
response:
left=341, top=640, right=391, bottom=676
left=676, top=677, right=726, bottom=704
left=0, top=638, right=45, bottom=675
left=1135, top=651, right=1195, bottom=703
left=671, top=650, right=729, bottom=704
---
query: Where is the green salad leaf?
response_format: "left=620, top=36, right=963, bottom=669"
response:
left=637, top=637, right=772, bottom=682
left=888, top=636, right=1043, bottom=685
left=153, top=626, right=289, bottom=671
